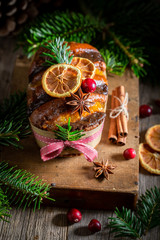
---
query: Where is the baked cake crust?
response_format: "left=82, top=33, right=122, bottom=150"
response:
left=27, top=42, right=108, bottom=132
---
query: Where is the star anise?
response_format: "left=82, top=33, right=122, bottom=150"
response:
left=93, top=160, right=116, bottom=180
left=66, top=88, right=95, bottom=116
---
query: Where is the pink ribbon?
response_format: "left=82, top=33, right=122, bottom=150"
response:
left=33, top=121, right=104, bottom=162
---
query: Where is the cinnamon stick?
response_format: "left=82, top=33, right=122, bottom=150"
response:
left=114, top=88, right=123, bottom=137
left=116, top=86, right=128, bottom=137
left=117, top=136, right=126, bottom=146
left=108, top=86, right=128, bottom=146
left=108, top=90, right=117, bottom=143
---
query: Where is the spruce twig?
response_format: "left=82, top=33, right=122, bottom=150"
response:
left=102, top=28, right=149, bottom=77
left=0, top=91, right=31, bottom=148
left=0, top=162, right=54, bottom=211
left=108, top=186, right=160, bottom=239
left=100, top=49, right=126, bottom=75
left=41, top=37, right=73, bottom=65
left=105, top=28, right=139, bottom=65
left=17, top=11, right=98, bottom=58
left=17, top=0, right=160, bottom=81
left=54, top=117, right=85, bottom=141
left=109, top=207, right=143, bottom=239
left=136, top=187, right=160, bottom=235
left=17, top=10, right=150, bottom=78
left=0, top=186, right=11, bottom=223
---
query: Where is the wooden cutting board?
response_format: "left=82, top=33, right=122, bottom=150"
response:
left=1, top=56, right=139, bottom=210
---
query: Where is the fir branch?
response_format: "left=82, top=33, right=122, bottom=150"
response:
left=16, top=7, right=156, bottom=80
left=0, top=91, right=31, bottom=148
left=41, top=37, right=73, bottom=65
left=136, top=186, right=160, bottom=235
left=103, top=30, right=150, bottom=77
left=54, top=118, right=85, bottom=141
left=0, top=162, right=54, bottom=211
left=108, top=187, right=160, bottom=239
left=109, top=207, right=143, bottom=239
left=100, top=49, right=126, bottom=75
left=17, top=11, right=99, bottom=58
left=0, top=186, right=11, bottom=222
left=107, top=30, right=139, bottom=65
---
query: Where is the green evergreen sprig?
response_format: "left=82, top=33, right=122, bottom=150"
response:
left=100, top=49, right=126, bottom=75
left=79, top=0, right=160, bottom=82
left=17, top=10, right=149, bottom=79
left=41, top=37, right=73, bottom=65
left=17, top=11, right=98, bottom=58
left=136, top=187, right=160, bottom=234
left=16, top=0, right=160, bottom=81
left=108, top=186, right=160, bottom=239
left=0, top=162, right=54, bottom=212
left=0, top=186, right=11, bottom=222
left=101, top=30, right=150, bottom=77
left=54, top=117, right=85, bottom=141
left=109, top=207, right=143, bottom=239
left=0, top=91, right=31, bottom=148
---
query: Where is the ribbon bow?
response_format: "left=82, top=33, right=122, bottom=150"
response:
left=109, top=92, right=129, bottom=120
left=40, top=139, right=98, bottom=162
left=33, top=121, right=104, bottom=162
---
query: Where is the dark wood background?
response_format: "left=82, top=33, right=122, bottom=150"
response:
left=0, top=37, right=160, bottom=240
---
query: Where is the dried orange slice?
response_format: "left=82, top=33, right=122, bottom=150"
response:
left=42, top=64, right=81, bottom=98
left=71, top=57, right=95, bottom=80
left=139, top=143, right=160, bottom=175
left=145, top=124, right=160, bottom=152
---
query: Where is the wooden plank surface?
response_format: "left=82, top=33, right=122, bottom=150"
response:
left=0, top=37, right=160, bottom=240
left=2, top=54, right=139, bottom=210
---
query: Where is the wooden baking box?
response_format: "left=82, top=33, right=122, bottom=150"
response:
left=1, top=56, right=139, bottom=210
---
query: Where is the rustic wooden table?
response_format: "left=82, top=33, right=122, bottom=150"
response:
left=0, top=37, right=159, bottom=240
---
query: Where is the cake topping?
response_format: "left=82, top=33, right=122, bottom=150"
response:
left=66, top=88, right=95, bottom=116
left=41, top=37, right=83, bottom=98
left=93, top=160, right=116, bottom=180
left=41, top=37, right=73, bottom=65
left=71, top=57, right=95, bottom=80
left=41, top=38, right=97, bottom=99
left=81, top=78, right=96, bottom=93
left=54, top=117, right=84, bottom=141
left=42, top=63, right=82, bottom=98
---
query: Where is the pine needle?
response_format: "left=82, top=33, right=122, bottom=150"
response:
left=0, top=91, right=31, bottom=148
left=100, top=49, right=126, bottom=75
left=102, top=31, right=150, bottom=78
left=17, top=11, right=98, bottom=58
left=109, top=207, right=143, bottom=239
left=0, top=162, right=55, bottom=211
left=108, top=187, right=160, bottom=239
left=54, top=117, right=85, bottom=141
left=41, top=37, right=73, bottom=65
left=0, top=186, right=11, bottom=222
left=17, top=1, right=160, bottom=82
left=136, top=186, right=160, bottom=234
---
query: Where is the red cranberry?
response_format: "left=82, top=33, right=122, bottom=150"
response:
left=67, top=208, right=82, bottom=223
left=123, top=148, right=136, bottom=160
left=140, top=104, right=152, bottom=118
left=81, top=78, right=96, bottom=93
left=88, top=219, right=101, bottom=233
